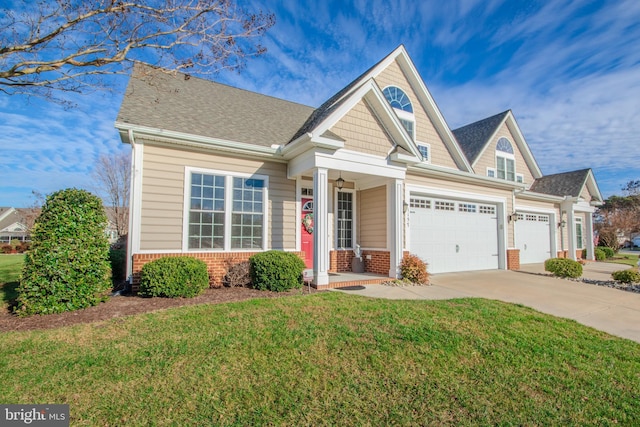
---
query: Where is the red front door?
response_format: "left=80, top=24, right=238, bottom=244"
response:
left=301, top=198, right=314, bottom=269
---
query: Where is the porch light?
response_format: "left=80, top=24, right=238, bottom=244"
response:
left=558, top=219, right=566, bottom=228
left=336, top=173, right=345, bottom=191
left=403, top=201, right=409, bottom=214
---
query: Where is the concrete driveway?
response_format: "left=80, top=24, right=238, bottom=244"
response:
left=335, top=262, right=640, bottom=343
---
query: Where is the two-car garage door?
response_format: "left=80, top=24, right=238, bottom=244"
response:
left=409, top=196, right=499, bottom=274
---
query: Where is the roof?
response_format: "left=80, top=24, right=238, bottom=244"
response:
left=529, top=169, right=591, bottom=197
left=117, top=63, right=315, bottom=147
left=452, top=110, right=510, bottom=164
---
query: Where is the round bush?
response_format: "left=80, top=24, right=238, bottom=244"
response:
left=544, top=258, right=582, bottom=278
left=16, top=188, right=112, bottom=316
left=139, top=256, right=209, bottom=298
left=601, top=247, right=615, bottom=259
left=611, top=269, right=640, bottom=284
left=400, top=254, right=429, bottom=284
left=249, top=250, right=305, bottom=292
left=594, top=248, right=606, bottom=261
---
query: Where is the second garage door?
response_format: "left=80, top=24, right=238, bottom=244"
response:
left=515, top=212, right=552, bottom=264
left=409, top=196, right=499, bottom=274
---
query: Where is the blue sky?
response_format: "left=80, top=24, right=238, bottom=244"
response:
left=1, top=0, right=639, bottom=207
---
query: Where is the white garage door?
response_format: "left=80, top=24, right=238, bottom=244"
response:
left=515, top=212, right=551, bottom=264
left=409, top=196, right=499, bottom=274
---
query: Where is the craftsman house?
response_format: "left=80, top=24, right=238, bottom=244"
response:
left=115, top=45, right=602, bottom=289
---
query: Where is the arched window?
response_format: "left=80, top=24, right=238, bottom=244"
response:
left=382, top=86, right=415, bottom=139
left=496, top=137, right=514, bottom=154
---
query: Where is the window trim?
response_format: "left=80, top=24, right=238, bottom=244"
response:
left=382, top=85, right=416, bottom=140
left=575, top=217, right=584, bottom=250
left=496, top=153, right=516, bottom=182
left=486, top=167, right=496, bottom=178
left=182, top=166, right=269, bottom=252
left=334, top=188, right=356, bottom=250
left=416, top=142, right=431, bottom=163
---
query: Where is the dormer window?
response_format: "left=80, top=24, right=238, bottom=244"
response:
left=495, top=137, right=515, bottom=181
left=383, top=86, right=415, bottom=139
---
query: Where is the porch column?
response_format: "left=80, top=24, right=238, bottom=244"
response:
left=566, top=208, right=577, bottom=260
left=388, top=178, right=404, bottom=279
left=313, top=168, right=329, bottom=286
left=585, top=211, right=595, bottom=260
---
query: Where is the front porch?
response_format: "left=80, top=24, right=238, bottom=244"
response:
left=324, top=272, right=394, bottom=289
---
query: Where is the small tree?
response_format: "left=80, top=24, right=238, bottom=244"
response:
left=16, top=188, right=112, bottom=315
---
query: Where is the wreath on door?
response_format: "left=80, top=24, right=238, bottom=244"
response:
left=302, top=213, right=314, bottom=234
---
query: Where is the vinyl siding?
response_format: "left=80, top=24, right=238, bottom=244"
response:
left=374, top=61, right=458, bottom=169
left=139, top=142, right=296, bottom=251
left=473, top=122, right=536, bottom=186
left=580, top=186, right=592, bottom=202
left=358, top=186, right=387, bottom=248
left=330, top=100, right=394, bottom=157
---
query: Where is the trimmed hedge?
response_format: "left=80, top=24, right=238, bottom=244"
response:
left=249, top=250, right=305, bottom=292
left=16, top=188, right=111, bottom=316
left=594, top=247, right=606, bottom=261
left=139, top=256, right=209, bottom=298
left=544, top=258, right=583, bottom=278
left=400, top=254, right=429, bottom=284
left=601, top=247, right=615, bottom=259
left=611, top=269, right=640, bottom=284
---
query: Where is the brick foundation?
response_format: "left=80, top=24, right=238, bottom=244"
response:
left=576, top=249, right=584, bottom=260
left=557, top=250, right=569, bottom=259
left=362, top=250, right=390, bottom=276
left=330, top=250, right=355, bottom=272
left=506, top=248, right=520, bottom=270
left=131, top=251, right=303, bottom=292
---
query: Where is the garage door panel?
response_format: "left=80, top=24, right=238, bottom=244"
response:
left=516, top=212, right=551, bottom=264
left=409, top=197, right=499, bottom=274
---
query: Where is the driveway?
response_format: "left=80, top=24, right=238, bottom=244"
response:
left=336, top=262, right=640, bottom=343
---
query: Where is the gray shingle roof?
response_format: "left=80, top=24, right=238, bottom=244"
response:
left=529, top=169, right=591, bottom=197
left=117, top=63, right=315, bottom=147
left=452, top=111, right=510, bottom=164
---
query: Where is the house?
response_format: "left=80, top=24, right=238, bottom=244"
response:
left=0, top=207, right=33, bottom=244
left=115, top=45, right=602, bottom=289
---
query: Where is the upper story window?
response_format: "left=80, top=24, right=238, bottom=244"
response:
left=383, top=86, right=415, bottom=139
left=495, top=137, right=516, bottom=181
left=417, top=143, right=430, bottom=162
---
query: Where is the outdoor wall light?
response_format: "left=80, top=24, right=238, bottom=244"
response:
left=558, top=219, right=567, bottom=228
left=403, top=201, right=409, bottom=214
left=336, top=173, right=344, bottom=191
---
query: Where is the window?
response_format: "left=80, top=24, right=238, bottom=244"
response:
left=487, top=168, right=496, bottom=178
left=383, top=86, right=415, bottom=140
left=575, top=217, right=584, bottom=249
left=516, top=174, right=524, bottom=183
left=337, top=191, right=353, bottom=248
left=410, top=198, right=430, bottom=209
left=459, top=203, right=477, bottom=213
left=186, top=169, right=266, bottom=251
left=479, top=205, right=496, bottom=215
left=417, top=143, right=430, bottom=162
left=496, top=138, right=516, bottom=182
left=435, top=201, right=455, bottom=211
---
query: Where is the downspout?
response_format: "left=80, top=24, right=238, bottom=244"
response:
left=126, top=129, right=137, bottom=286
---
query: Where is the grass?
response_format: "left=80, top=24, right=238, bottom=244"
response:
left=0, top=254, right=24, bottom=310
left=607, top=252, right=639, bottom=268
left=0, top=292, right=638, bottom=425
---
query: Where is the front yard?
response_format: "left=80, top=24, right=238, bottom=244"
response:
left=0, top=292, right=638, bottom=425
left=607, top=252, right=639, bottom=267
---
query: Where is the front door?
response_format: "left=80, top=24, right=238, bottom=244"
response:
left=301, top=198, right=314, bottom=268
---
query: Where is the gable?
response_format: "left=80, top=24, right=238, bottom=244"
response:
left=329, top=100, right=394, bottom=157
left=373, top=60, right=458, bottom=169
left=580, top=185, right=592, bottom=202
left=473, top=121, right=536, bottom=186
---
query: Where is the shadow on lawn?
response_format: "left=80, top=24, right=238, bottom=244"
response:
left=1, top=281, right=19, bottom=312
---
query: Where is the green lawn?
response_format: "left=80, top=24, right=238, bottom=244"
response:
left=0, top=254, right=24, bottom=310
left=607, top=252, right=639, bottom=267
left=0, top=292, right=638, bottom=425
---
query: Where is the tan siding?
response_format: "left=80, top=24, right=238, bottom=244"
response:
left=374, top=61, right=458, bottom=169
left=474, top=123, right=536, bottom=185
left=330, top=100, right=393, bottom=157
left=358, top=186, right=387, bottom=248
left=580, top=186, right=592, bottom=202
left=406, top=173, right=515, bottom=246
left=139, top=143, right=295, bottom=251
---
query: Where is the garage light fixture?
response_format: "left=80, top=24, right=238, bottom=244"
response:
left=403, top=201, right=409, bottom=214
left=508, top=212, right=518, bottom=223
left=336, top=172, right=344, bottom=191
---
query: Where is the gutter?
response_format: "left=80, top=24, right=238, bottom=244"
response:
left=409, top=163, right=527, bottom=191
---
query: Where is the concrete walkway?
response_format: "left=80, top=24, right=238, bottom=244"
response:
left=334, top=262, right=640, bottom=343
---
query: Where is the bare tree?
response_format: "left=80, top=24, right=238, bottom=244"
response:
left=93, top=151, right=131, bottom=237
left=0, top=0, right=274, bottom=102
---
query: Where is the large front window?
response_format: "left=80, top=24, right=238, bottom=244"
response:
left=337, top=191, right=353, bottom=249
left=187, top=170, right=266, bottom=250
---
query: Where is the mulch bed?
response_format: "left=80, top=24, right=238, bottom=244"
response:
left=0, top=286, right=320, bottom=333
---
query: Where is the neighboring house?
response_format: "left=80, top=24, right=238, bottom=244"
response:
left=115, top=45, right=602, bottom=289
left=0, top=207, right=32, bottom=244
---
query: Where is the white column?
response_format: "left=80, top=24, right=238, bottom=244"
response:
left=388, top=179, right=404, bottom=278
left=566, top=208, right=577, bottom=260
left=127, top=131, right=143, bottom=280
left=585, top=211, right=595, bottom=260
left=313, top=168, right=329, bottom=286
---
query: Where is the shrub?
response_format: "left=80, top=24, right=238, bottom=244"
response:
left=249, top=251, right=304, bottom=292
left=544, top=258, right=582, bottom=278
left=594, top=247, right=606, bottom=261
left=597, top=228, right=619, bottom=252
left=139, top=256, right=209, bottom=298
left=10, top=239, right=21, bottom=249
left=224, top=260, right=251, bottom=288
left=601, top=247, right=615, bottom=259
left=16, top=188, right=112, bottom=316
left=611, top=269, right=640, bottom=284
left=109, top=249, right=127, bottom=283
left=17, top=242, right=30, bottom=253
left=1, top=245, right=12, bottom=254
left=400, top=254, right=429, bottom=284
